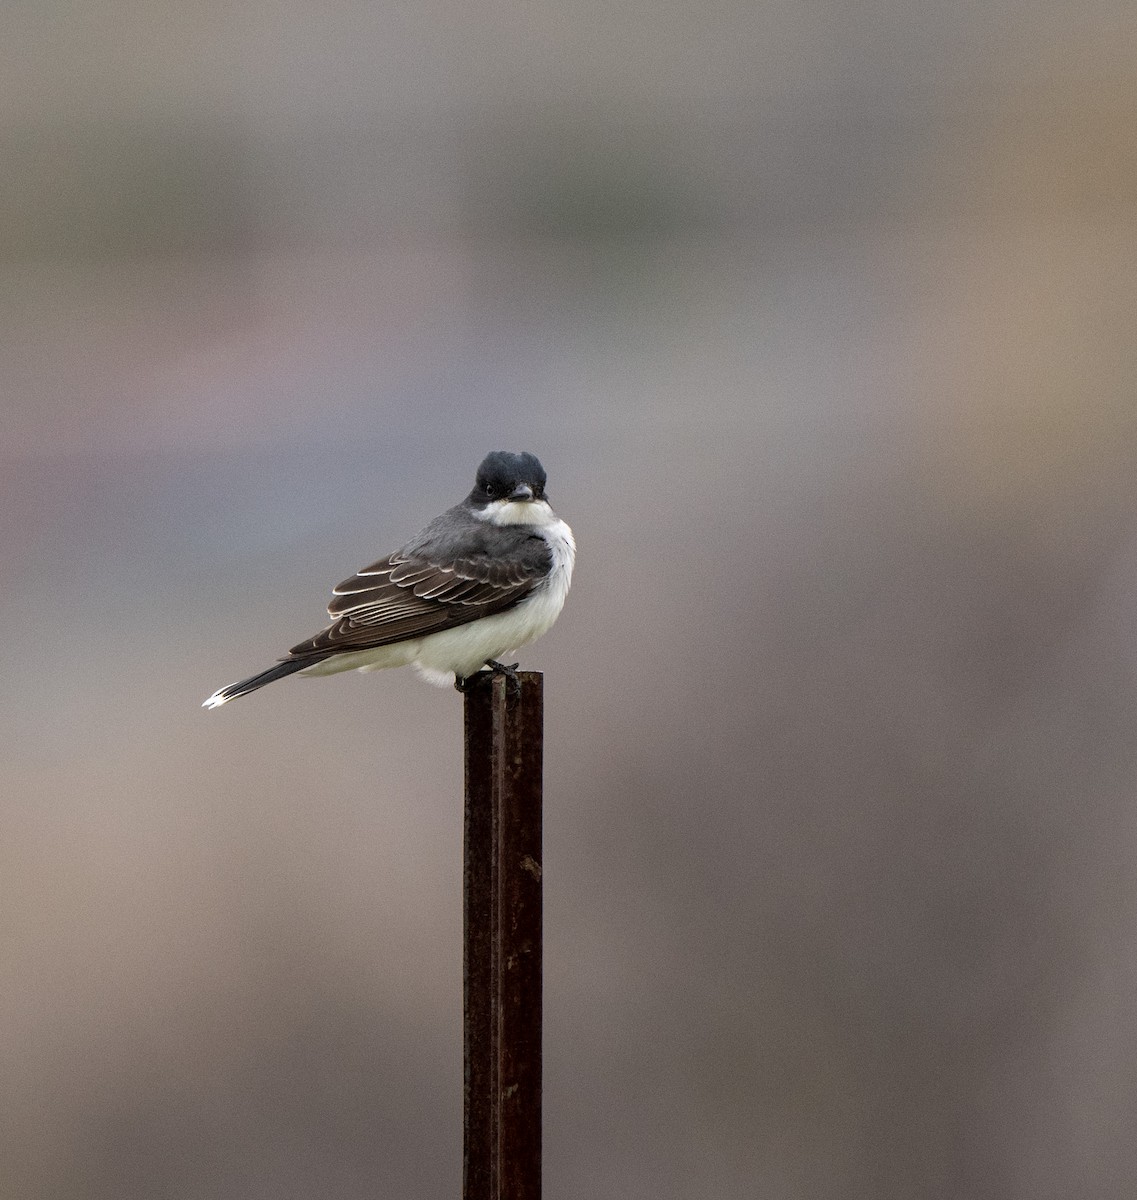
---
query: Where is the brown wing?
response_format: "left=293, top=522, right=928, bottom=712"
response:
left=286, top=546, right=547, bottom=658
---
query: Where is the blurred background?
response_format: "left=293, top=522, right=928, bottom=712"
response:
left=4, top=2, right=1137, bottom=1197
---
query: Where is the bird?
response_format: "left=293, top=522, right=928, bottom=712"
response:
left=202, top=450, right=575, bottom=709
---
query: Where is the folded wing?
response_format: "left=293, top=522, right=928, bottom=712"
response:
left=287, top=535, right=551, bottom=658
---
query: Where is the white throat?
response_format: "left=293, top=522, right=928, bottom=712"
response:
left=478, top=498, right=559, bottom=527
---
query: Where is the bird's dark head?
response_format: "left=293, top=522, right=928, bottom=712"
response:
left=470, top=451, right=548, bottom=507
left=467, top=452, right=556, bottom=526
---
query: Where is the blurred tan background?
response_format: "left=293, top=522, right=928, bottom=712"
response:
left=4, top=3, right=1137, bottom=1197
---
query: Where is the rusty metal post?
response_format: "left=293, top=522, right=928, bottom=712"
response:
left=464, top=671, right=543, bottom=1200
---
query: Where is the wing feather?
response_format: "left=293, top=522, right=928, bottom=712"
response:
left=287, top=527, right=552, bottom=658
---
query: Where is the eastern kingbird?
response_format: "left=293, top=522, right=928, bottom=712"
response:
left=203, top=451, right=575, bottom=709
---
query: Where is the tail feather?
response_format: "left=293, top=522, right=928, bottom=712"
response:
left=202, top=657, right=325, bottom=709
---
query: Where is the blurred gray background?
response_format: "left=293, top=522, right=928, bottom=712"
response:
left=4, top=2, right=1137, bottom=1197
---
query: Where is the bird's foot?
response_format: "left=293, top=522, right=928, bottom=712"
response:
left=485, top=659, right=522, bottom=695
left=455, top=661, right=522, bottom=695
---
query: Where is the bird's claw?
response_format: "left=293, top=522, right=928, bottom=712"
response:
left=454, top=661, right=522, bottom=695
left=485, top=659, right=523, bottom=695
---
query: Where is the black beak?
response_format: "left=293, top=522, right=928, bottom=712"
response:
left=509, top=484, right=534, bottom=501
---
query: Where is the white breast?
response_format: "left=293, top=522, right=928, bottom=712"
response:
left=530, top=517, right=575, bottom=627
left=481, top=497, right=576, bottom=629
left=410, top=516, right=575, bottom=685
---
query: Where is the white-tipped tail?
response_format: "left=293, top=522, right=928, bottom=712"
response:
left=201, top=658, right=317, bottom=709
